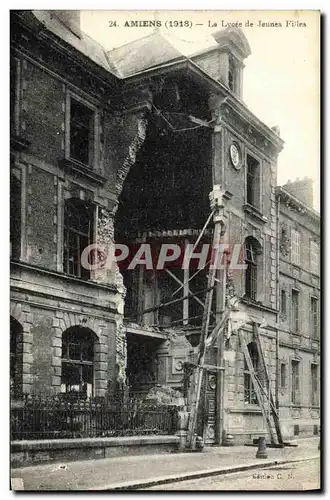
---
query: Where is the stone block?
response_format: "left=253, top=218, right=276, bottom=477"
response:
left=53, top=366, right=61, bottom=376
left=52, top=376, right=61, bottom=386
left=52, top=357, right=61, bottom=367
left=55, top=310, right=64, bottom=319
left=23, top=354, right=33, bottom=364
left=53, top=336, right=62, bottom=347
left=23, top=333, right=33, bottom=344
left=23, top=323, right=31, bottom=333
left=22, top=364, right=31, bottom=374
left=53, top=347, right=62, bottom=358
left=94, top=370, right=107, bottom=381
left=52, top=318, right=60, bottom=327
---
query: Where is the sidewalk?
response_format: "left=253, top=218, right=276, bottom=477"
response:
left=11, top=437, right=320, bottom=491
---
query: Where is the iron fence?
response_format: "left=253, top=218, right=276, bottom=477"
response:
left=11, top=394, right=178, bottom=440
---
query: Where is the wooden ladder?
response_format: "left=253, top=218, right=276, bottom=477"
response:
left=239, top=324, right=284, bottom=446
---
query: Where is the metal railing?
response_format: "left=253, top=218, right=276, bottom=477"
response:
left=11, top=394, right=178, bottom=440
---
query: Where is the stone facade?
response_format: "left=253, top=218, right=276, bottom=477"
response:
left=10, top=12, right=320, bottom=444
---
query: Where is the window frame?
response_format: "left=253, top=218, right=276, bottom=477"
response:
left=244, top=342, right=259, bottom=405
left=246, top=153, right=261, bottom=210
left=310, top=363, right=319, bottom=406
left=61, top=330, right=95, bottom=398
left=280, top=362, right=287, bottom=389
left=310, top=296, right=319, bottom=339
left=65, top=91, right=100, bottom=169
left=291, top=359, right=300, bottom=405
left=63, top=198, right=95, bottom=279
left=310, top=240, right=319, bottom=274
left=291, top=229, right=301, bottom=266
left=280, top=289, right=287, bottom=315
left=10, top=56, right=21, bottom=137
left=291, top=289, right=300, bottom=333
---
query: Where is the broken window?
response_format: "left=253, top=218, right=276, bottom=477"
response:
left=61, top=328, right=95, bottom=397
left=244, top=237, right=260, bottom=301
left=291, top=360, right=300, bottom=404
left=63, top=198, right=94, bottom=279
left=70, top=97, right=95, bottom=166
left=244, top=342, right=259, bottom=405
left=246, top=154, right=260, bottom=209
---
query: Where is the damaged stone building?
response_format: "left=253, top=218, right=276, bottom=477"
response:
left=10, top=11, right=320, bottom=445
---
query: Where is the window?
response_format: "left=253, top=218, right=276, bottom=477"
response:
left=10, top=173, right=21, bottom=260
left=244, top=237, right=261, bottom=301
left=244, top=342, right=259, bottom=405
left=291, top=230, right=300, bottom=265
left=291, top=290, right=299, bottom=333
left=310, top=364, right=319, bottom=406
left=291, top=360, right=300, bottom=404
left=63, top=199, right=94, bottom=279
left=281, top=290, right=287, bottom=315
left=311, top=297, right=319, bottom=339
left=310, top=241, right=319, bottom=274
left=228, top=58, right=236, bottom=91
left=69, top=97, right=95, bottom=166
left=10, top=316, right=22, bottom=399
left=246, top=155, right=260, bottom=209
left=10, top=57, right=20, bottom=136
left=61, top=328, right=95, bottom=397
left=280, top=363, right=287, bottom=389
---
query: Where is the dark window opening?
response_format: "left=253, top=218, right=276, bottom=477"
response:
left=311, top=364, right=318, bottom=406
left=280, top=363, right=286, bottom=389
left=63, top=199, right=94, bottom=279
left=313, top=425, right=319, bottom=436
left=246, top=155, right=260, bottom=209
left=61, top=328, right=95, bottom=398
left=10, top=173, right=21, bottom=260
left=291, top=360, right=300, bottom=404
left=70, top=98, right=94, bottom=166
left=244, top=342, right=259, bottom=405
left=10, top=59, right=18, bottom=136
left=291, top=290, right=299, bottom=333
left=10, top=316, right=22, bottom=399
left=228, top=59, right=235, bottom=91
left=245, top=237, right=260, bottom=301
left=281, top=290, right=287, bottom=315
left=294, top=424, right=299, bottom=436
left=311, top=297, right=319, bottom=339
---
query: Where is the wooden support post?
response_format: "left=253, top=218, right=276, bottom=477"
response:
left=186, top=187, right=225, bottom=450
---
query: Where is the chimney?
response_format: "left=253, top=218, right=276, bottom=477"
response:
left=282, top=177, right=314, bottom=207
left=51, top=10, right=81, bottom=38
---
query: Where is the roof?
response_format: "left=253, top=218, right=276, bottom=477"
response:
left=31, top=10, right=120, bottom=77
left=107, top=32, right=183, bottom=78
left=275, top=186, right=320, bottom=221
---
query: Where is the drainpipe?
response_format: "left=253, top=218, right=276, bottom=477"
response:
left=275, top=192, right=280, bottom=411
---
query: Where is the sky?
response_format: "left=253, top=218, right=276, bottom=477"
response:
left=80, top=10, right=320, bottom=210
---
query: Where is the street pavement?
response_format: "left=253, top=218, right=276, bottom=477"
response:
left=144, top=457, right=320, bottom=491
left=10, top=437, right=320, bottom=491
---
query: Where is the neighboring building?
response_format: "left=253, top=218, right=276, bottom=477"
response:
left=10, top=10, right=320, bottom=446
left=276, top=178, right=320, bottom=438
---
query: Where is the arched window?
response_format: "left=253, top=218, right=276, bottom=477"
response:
left=63, top=198, right=94, bottom=279
left=61, top=328, right=96, bottom=398
left=244, top=342, right=259, bottom=405
left=244, top=237, right=262, bottom=301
